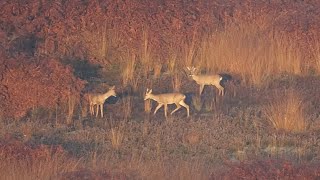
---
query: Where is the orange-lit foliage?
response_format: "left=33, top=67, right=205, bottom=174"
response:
left=0, top=55, right=85, bottom=119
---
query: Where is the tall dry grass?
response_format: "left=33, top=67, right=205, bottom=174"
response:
left=309, top=38, right=320, bottom=73
left=197, top=21, right=302, bottom=86
left=76, top=14, right=312, bottom=89
left=121, top=51, right=136, bottom=87
left=109, top=119, right=127, bottom=151
left=265, top=90, right=308, bottom=132
left=103, top=16, right=304, bottom=89
left=144, top=99, right=152, bottom=114
left=182, top=31, right=197, bottom=68
left=66, top=94, right=76, bottom=125
left=171, top=73, right=182, bottom=92
left=0, top=148, right=79, bottom=180
left=140, top=28, right=153, bottom=77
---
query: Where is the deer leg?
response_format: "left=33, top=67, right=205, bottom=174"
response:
left=199, top=84, right=205, bottom=95
left=171, top=104, right=181, bottom=115
left=100, top=104, right=103, bottom=118
left=217, top=84, right=224, bottom=96
left=154, top=103, right=163, bottom=115
left=179, top=100, right=190, bottom=117
left=92, top=104, right=95, bottom=116
left=164, top=104, right=168, bottom=118
left=96, top=104, right=99, bottom=117
left=89, top=104, right=93, bottom=116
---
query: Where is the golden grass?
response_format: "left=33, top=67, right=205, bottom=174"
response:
left=167, top=50, right=178, bottom=74
left=153, top=62, right=162, bottom=78
left=144, top=99, right=152, bottom=114
left=171, top=73, right=182, bottom=92
left=66, top=94, right=76, bottom=125
left=78, top=14, right=312, bottom=90
left=140, top=28, right=153, bottom=77
left=0, top=149, right=79, bottom=180
left=183, top=31, right=197, bottom=68
left=197, top=22, right=303, bottom=86
left=265, top=90, right=308, bottom=132
left=121, top=51, right=136, bottom=87
left=309, top=38, right=320, bottom=73
left=109, top=126, right=125, bottom=151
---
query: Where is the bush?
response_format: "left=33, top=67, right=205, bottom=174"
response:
left=0, top=55, right=85, bottom=119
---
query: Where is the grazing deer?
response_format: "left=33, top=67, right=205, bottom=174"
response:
left=144, top=88, right=189, bottom=118
left=87, top=86, right=117, bottom=118
left=186, top=66, right=231, bottom=96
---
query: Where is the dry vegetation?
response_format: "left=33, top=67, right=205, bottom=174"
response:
left=1, top=0, right=320, bottom=179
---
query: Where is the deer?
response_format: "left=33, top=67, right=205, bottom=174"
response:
left=144, top=88, right=190, bottom=118
left=87, top=86, right=117, bottom=118
left=186, top=66, right=232, bottom=96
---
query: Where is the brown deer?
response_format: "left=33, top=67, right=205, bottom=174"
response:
left=87, top=86, right=116, bottom=117
left=186, top=66, right=231, bottom=96
left=144, top=88, right=189, bottom=118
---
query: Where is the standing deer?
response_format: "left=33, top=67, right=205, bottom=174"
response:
left=144, top=88, right=189, bottom=118
left=87, top=86, right=117, bottom=117
left=186, top=66, right=231, bottom=96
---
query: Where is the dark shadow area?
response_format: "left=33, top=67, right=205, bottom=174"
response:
left=8, top=34, right=40, bottom=57
left=184, top=92, right=196, bottom=106
left=62, top=58, right=102, bottom=81
left=219, top=73, right=233, bottom=87
left=105, top=96, right=119, bottom=104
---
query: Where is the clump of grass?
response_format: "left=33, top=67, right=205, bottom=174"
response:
left=110, top=127, right=125, bottom=151
left=167, top=51, right=178, bottom=74
left=66, top=94, right=76, bottom=125
left=144, top=99, right=152, bottom=114
left=121, top=52, right=136, bottom=87
left=265, top=90, right=308, bottom=132
left=309, top=38, right=320, bottom=73
left=182, top=30, right=197, bottom=67
left=140, top=28, right=153, bottom=78
left=109, top=119, right=126, bottom=150
left=171, top=73, right=182, bottom=92
left=153, top=63, right=162, bottom=78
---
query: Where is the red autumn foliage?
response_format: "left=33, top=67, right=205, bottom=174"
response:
left=1, top=0, right=319, bottom=63
left=0, top=55, right=85, bottom=119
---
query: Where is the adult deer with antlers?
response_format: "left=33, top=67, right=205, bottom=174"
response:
left=87, top=86, right=117, bottom=118
left=144, top=88, right=189, bottom=118
left=186, top=66, right=232, bottom=96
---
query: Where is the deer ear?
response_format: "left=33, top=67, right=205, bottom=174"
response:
left=110, top=86, right=115, bottom=90
left=187, top=67, right=190, bottom=70
left=149, top=89, right=152, bottom=93
left=146, top=88, right=149, bottom=92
